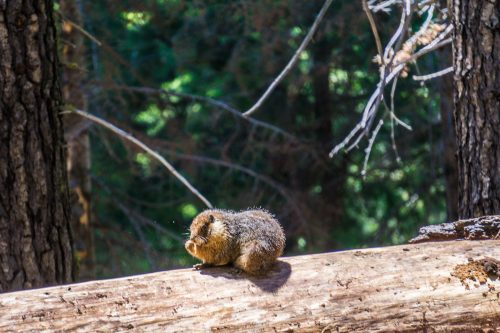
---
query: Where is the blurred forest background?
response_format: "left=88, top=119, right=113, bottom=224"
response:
left=60, top=0, right=455, bottom=280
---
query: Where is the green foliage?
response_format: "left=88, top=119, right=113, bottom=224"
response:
left=80, top=0, right=451, bottom=278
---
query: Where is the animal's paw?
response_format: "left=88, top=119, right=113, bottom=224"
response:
left=230, top=267, right=242, bottom=275
left=193, top=263, right=211, bottom=270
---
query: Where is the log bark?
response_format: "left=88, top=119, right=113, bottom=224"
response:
left=410, top=215, right=500, bottom=243
left=0, top=240, right=498, bottom=332
left=0, top=0, right=74, bottom=292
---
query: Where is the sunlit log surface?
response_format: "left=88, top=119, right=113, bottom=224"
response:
left=0, top=240, right=498, bottom=332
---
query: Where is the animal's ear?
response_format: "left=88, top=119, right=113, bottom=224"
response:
left=208, top=215, right=215, bottom=224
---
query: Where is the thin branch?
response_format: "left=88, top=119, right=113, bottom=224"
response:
left=330, top=31, right=451, bottom=157
left=362, top=0, right=383, bottom=58
left=64, top=19, right=103, bottom=46
left=413, top=66, right=453, bottom=81
left=369, top=0, right=399, bottom=13
left=92, top=176, right=185, bottom=243
left=390, top=114, right=401, bottom=163
left=164, top=150, right=290, bottom=202
left=329, top=123, right=362, bottom=157
left=389, top=77, right=401, bottom=163
left=405, top=3, right=435, bottom=47
left=381, top=0, right=410, bottom=62
left=390, top=75, right=398, bottom=120
left=364, top=0, right=411, bottom=127
left=122, top=205, right=156, bottom=270
left=159, top=149, right=309, bottom=233
left=61, top=14, right=295, bottom=142
left=361, top=119, right=384, bottom=178
left=242, top=0, right=333, bottom=117
left=56, top=10, right=103, bottom=46
left=389, top=76, right=412, bottom=131
left=100, top=84, right=296, bottom=141
left=395, top=29, right=452, bottom=67
left=62, top=109, right=213, bottom=208
left=330, top=2, right=452, bottom=159
left=100, top=128, right=311, bottom=236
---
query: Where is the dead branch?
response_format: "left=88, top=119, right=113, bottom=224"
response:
left=330, top=0, right=452, bottom=168
left=62, top=109, right=213, bottom=208
left=410, top=215, right=500, bottom=243
left=242, top=0, right=334, bottom=117
left=99, top=84, right=296, bottom=141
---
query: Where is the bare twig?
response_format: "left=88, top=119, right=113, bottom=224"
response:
left=159, top=149, right=309, bottom=234
left=369, top=0, right=399, bottom=13
left=388, top=76, right=412, bottom=131
left=242, top=0, right=333, bottom=117
left=92, top=176, right=185, bottom=243
left=64, top=19, right=103, bottom=46
left=164, top=150, right=290, bottom=202
left=64, top=15, right=296, bottom=142
left=100, top=84, right=296, bottom=141
left=362, top=0, right=383, bottom=58
left=56, top=9, right=103, bottom=46
left=330, top=0, right=452, bottom=181
left=405, top=3, right=435, bottom=47
left=361, top=119, right=384, bottom=178
left=329, top=123, right=362, bottom=157
left=389, top=77, right=402, bottom=163
left=380, top=0, right=410, bottom=64
left=364, top=0, right=412, bottom=129
left=123, top=206, right=156, bottom=270
left=330, top=25, right=451, bottom=157
left=413, top=66, right=453, bottom=81
left=62, top=109, right=213, bottom=208
left=395, top=32, right=452, bottom=67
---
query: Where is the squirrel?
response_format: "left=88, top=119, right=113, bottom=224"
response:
left=184, top=208, right=285, bottom=275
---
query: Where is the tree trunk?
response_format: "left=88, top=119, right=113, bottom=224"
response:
left=60, top=0, right=95, bottom=281
left=437, top=5, right=459, bottom=221
left=0, top=0, right=74, bottom=291
left=304, top=38, right=347, bottom=249
left=0, top=240, right=498, bottom=332
left=452, top=0, right=500, bottom=218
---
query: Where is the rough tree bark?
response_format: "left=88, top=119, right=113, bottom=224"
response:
left=0, top=0, right=74, bottom=291
left=453, top=0, right=500, bottom=218
left=60, top=0, right=95, bottom=281
left=0, top=240, right=498, bottom=332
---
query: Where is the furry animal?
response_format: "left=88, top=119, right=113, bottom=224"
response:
left=185, top=209, right=285, bottom=275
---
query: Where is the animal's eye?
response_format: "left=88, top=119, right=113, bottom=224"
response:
left=200, top=223, right=208, bottom=235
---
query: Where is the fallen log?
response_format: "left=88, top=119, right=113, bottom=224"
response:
left=0, top=240, right=498, bottom=332
left=410, top=215, right=500, bottom=243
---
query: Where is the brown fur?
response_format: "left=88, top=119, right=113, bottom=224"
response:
left=185, top=209, right=285, bottom=275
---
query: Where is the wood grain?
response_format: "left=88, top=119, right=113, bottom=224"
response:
left=0, top=240, right=498, bottom=332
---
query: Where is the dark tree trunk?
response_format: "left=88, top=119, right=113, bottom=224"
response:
left=452, top=0, right=500, bottom=218
left=60, top=0, right=95, bottom=281
left=0, top=0, right=74, bottom=291
left=437, top=44, right=459, bottom=221
left=308, top=39, right=347, bottom=249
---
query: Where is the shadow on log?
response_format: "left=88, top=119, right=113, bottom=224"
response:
left=0, top=240, right=499, bottom=332
left=199, top=260, right=292, bottom=293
